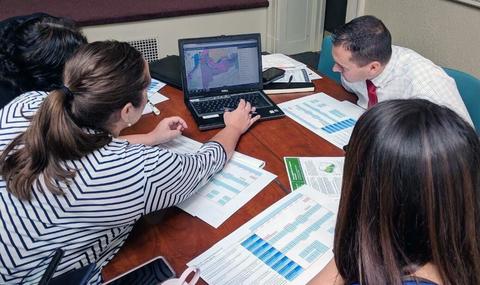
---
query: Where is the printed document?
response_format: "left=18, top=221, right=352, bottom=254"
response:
left=161, top=136, right=275, bottom=228
left=278, top=93, right=364, bottom=149
left=188, top=185, right=339, bottom=284
left=285, top=157, right=344, bottom=199
left=142, top=78, right=168, bottom=115
left=262, top=54, right=321, bottom=82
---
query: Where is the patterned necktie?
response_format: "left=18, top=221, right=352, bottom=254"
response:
left=366, top=80, right=378, bottom=108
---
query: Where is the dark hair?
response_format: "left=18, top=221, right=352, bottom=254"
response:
left=0, top=13, right=87, bottom=93
left=332, top=15, right=392, bottom=66
left=0, top=41, right=150, bottom=200
left=334, top=99, right=480, bottom=285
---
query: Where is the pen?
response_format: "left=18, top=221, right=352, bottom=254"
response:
left=148, top=99, right=161, bottom=116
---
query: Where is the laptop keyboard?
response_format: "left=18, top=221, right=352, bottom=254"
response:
left=192, top=92, right=271, bottom=115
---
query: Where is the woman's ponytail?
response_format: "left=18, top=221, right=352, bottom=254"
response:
left=1, top=41, right=148, bottom=200
left=0, top=89, right=111, bottom=200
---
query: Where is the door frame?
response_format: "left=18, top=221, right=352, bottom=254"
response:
left=265, top=0, right=364, bottom=53
left=346, top=0, right=365, bottom=21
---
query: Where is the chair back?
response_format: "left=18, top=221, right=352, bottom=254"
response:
left=317, top=35, right=341, bottom=83
left=443, top=67, right=480, bottom=131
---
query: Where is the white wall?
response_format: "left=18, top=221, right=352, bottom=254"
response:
left=363, top=0, right=480, bottom=78
left=81, top=9, right=268, bottom=58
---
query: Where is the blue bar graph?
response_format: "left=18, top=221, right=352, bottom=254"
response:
left=321, top=118, right=356, bottom=134
left=241, top=234, right=304, bottom=281
left=203, top=158, right=264, bottom=206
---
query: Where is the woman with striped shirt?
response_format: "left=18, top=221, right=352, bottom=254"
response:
left=0, top=41, right=260, bottom=284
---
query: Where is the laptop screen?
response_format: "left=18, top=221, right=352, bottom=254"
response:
left=179, top=34, right=263, bottom=97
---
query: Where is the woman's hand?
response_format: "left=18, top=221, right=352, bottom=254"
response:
left=223, top=99, right=261, bottom=135
left=150, top=116, right=188, bottom=144
left=208, top=99, right=261, bottom=160
left=119, top=116, right=187, bottom=145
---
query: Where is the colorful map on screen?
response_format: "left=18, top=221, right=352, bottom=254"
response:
left=185, top=47, right=240, bottom=90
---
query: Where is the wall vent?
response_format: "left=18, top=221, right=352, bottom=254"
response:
left=128, top=38, right=160, bottom=62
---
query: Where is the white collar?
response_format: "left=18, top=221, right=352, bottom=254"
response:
left=370, top=46, right=398, bottom=88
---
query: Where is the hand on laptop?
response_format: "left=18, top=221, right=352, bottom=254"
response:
left=209, top=99, right=261, bottom=160
left=223, top=99, right=261, bottom=135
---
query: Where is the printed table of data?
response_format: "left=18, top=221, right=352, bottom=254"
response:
left=179, top=159, right=275, bottom=228
left=278, top=93, right=364, bottom=149
left=189, top=186, right=338, bottom=284
left=162, top=136, right=275, bottom=228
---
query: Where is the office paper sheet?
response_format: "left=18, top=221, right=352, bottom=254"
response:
left=278, top=93, right=364, bottom=149
left=262, top=54, right=322, bottom=82
left=274, top=68, right=322, bottom=83
left=262, top=53, right=306, bottom=70
left=160, top=135, right=265, bottom=169
left=142, top=78, right=168, bottom=115
left=161, top=136, right=274, bottom=228
left=284, top=157, right=344, bottom=199
left=188, top=185, right=339, bottom=285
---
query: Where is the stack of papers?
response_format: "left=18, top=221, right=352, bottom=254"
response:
left=160, top=136, right=276, bottom=228
left=188, top=185, right=339, bottom=284
left=278, top=93, right=364, bottom=149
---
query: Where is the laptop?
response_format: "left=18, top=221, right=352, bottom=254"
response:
left=178, top=33, right=285, bottom=130
left=149, top=55, right=182, bottom=90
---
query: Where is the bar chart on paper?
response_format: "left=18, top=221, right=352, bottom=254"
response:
left=163, top=136, right=276, bottom=228
left=188, top=186, right=338, bottom=285
left=278, top=93, right=364, bottom=149
left=204, top=160, right=263, bottom=205
left=179, top=159, right=275, bottom=227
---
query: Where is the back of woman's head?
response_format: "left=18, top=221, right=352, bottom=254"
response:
left=62, top=40, right=149, bottom=129
left=334, top=99, right=480, bottom=285
left=0, top=41, right=150, bottom=200
left=0, top=13, right=87, bottom=92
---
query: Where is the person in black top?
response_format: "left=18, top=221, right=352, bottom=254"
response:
left=310, top=99, right=480, bottom=285
left=0, top=13, right=87, bottom=109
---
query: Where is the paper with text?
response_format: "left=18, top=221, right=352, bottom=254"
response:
left=161, top=136, right=274, bottom=228
left=262, top=53, right=306, bottom=70
left=188, top=185, right=339, bottom=284
left=262, top=54, right=322, bottom=83
left=285, top=157, right=344, bottom=199
left=143, top=78, right=168, bottom=115
left=160, top=135, right=265, bottom=169
left=278, top=93, right=364, bottom=149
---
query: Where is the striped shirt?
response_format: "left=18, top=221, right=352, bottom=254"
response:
left=341, top=45, right=473, bottom=125
left=0, top=92, right=227, bottom=284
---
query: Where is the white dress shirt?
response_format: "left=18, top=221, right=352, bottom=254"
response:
left=341, top=45, right=473, bottom=125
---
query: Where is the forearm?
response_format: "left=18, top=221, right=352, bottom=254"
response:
left=209, top=126, right=243, bottom=160
left=119, top=133, right=155, bottom=145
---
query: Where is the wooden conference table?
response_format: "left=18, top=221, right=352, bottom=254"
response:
left=102, top=75, right=356, bottom=282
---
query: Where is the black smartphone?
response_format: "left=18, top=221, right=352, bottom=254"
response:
left=103, top=256, right=176, bottom=285
left=262, top=67, right=285, bottom=84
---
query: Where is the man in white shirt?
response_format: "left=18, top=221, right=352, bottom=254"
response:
left=331, top=15, right=472, bottom=124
